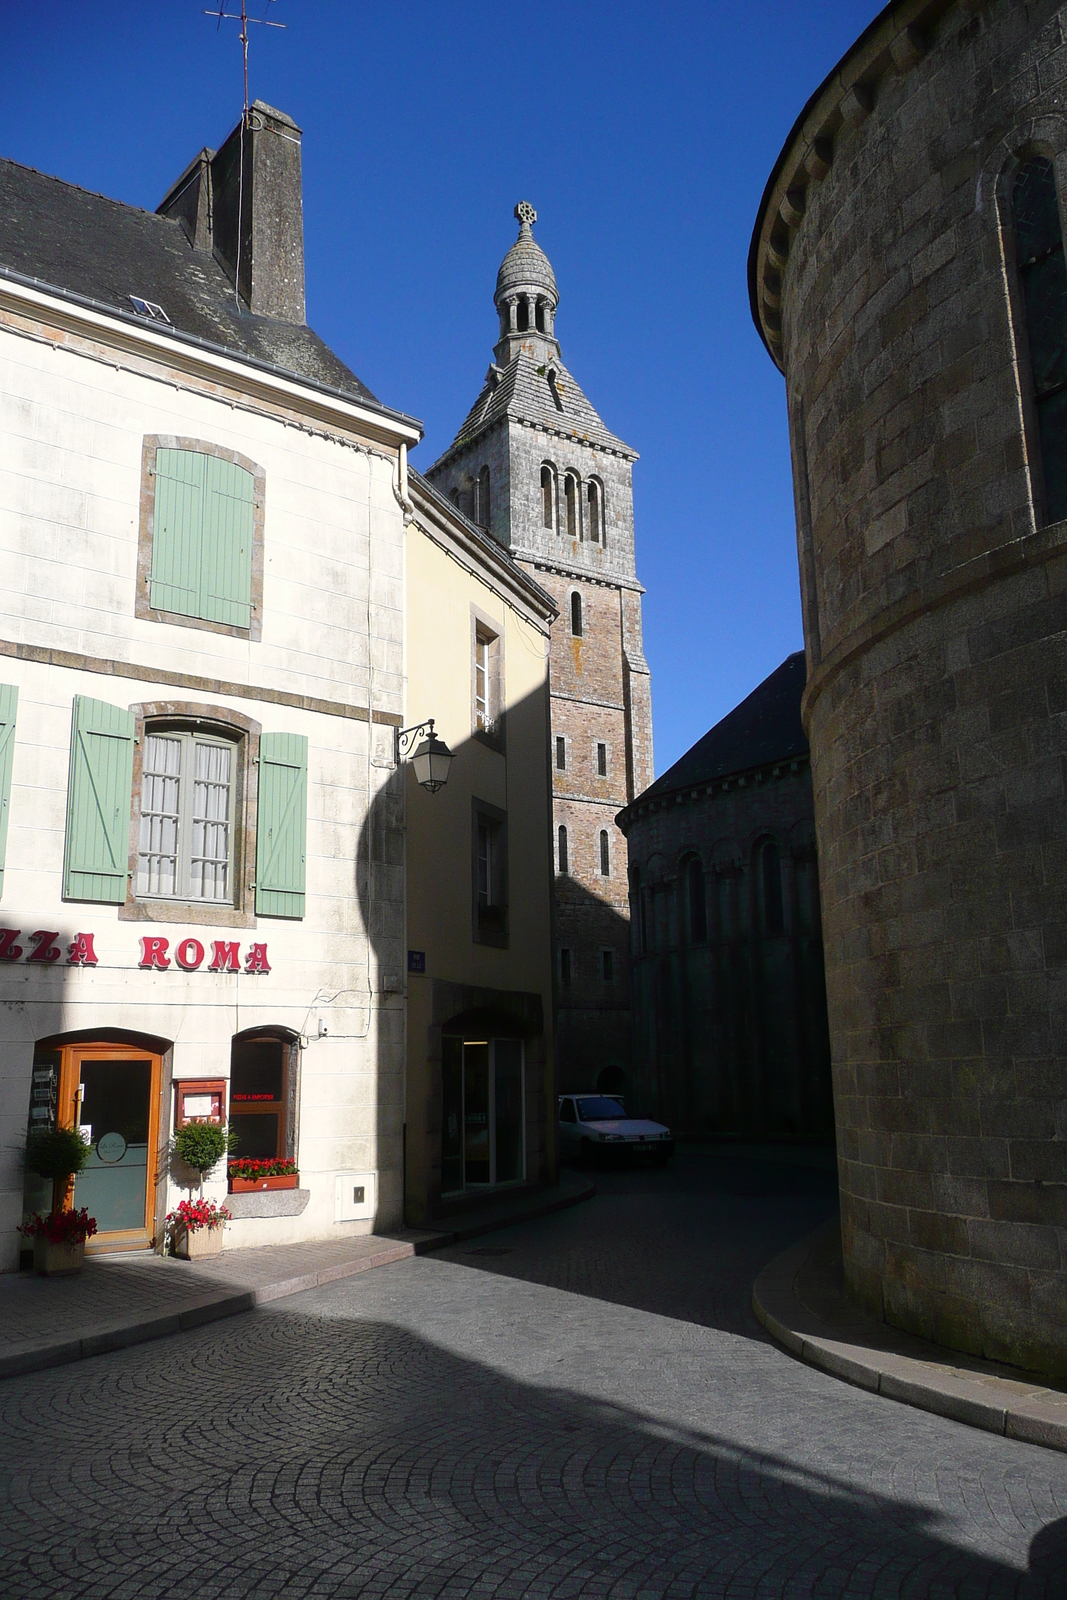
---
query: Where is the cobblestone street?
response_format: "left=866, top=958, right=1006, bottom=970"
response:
left=2, top=1147, right=1066, bottom=1599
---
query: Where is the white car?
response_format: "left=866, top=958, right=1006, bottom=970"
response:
left=557, top=1094, right=674, bottom=1165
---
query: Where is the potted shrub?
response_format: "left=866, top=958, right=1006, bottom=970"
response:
left=228, top=1157, right=299, bottom=1194
left=173, top=1119, right=232, bottom=1192
left=166, top=1197, right=231, bottom=1260
left=20, top=1206, right=98, bottom=1276
left=22, top=1125, right=96, bottom=1275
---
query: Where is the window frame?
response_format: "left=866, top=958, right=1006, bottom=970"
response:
left=228, top=1028, right=300, bottom=1165
left=540, top=463, right=557, bottom=529
left=598, top=828, right=611, bottom=877
left=136, top=727, right=237, bottom=906
left=557, top=824, right=568, bottom=874
left=600, top=947, right=615, bottom=984
left=570, top=591, right=583, bottom=638
left=595, top=741, right=608, bottom=778
left=555, top=735, right=567, bottom=771
left=564, top=472, right=581, bottom=539
left=471, top=796, right=508, bottom=947
left=586, top=477, right=605, bottom=545
left=441, top=1035, right=526, bottom=1194
left=470, top=605, right=505, bottom=751
left=122, top=703, right=261, bottom=929
left=137, top=436, right=265, bottom=642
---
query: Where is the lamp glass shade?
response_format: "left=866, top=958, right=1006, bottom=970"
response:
left=411, top=733, right=453, bottom=794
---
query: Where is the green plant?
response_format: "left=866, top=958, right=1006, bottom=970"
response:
left=26, top=1125, right=90, bottom=1212
left=173, top=1120, right=234, bottom=1188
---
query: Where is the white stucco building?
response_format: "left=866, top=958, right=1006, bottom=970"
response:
left=0, top=104, right=421, bottom=1265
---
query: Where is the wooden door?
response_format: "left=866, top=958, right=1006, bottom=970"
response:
left=57, top=1041, right=163, bottom=1252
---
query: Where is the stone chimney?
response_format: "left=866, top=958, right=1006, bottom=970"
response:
left=158, top=101, right=306, bottom=324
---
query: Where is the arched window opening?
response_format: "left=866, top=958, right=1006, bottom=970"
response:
left=760, top=839, right=784, bottom=935
left=1013, top=156, right=1067, bottom=522
left=516, top=298, right=529, bottom=332
left=570, top=591, right=583, bottom=637
left=565, top=473, right=578, bottom=537
left=599, top=830, right=610, bottom=877
left=449, top=487, right=460, bottom=508
left=541, top=464, right=555, bottom=529
left=535, top=301, right=546, bottom=332
left=586, top=480, right=602, bottom=544
left=478, top=466, right=491, bottom=527
left=557, top=825, right=568, bottom=874
left=687, top=857, right=707, bottom=943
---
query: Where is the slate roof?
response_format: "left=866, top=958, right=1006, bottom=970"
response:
left=408, top=467, right=556, bottom=615
left=635, top=652, right=808, bottom=805
left=0, top=156, right=388, bottom=412
left=437, top=349, right=636, bottom=462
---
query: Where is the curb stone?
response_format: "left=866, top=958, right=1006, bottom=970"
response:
left=753, top=1221, right=1067, bottom=1454
left=0, top=1178, right=594, bottom=1383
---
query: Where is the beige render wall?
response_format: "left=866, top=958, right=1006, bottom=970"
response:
left=403, top=521, right=555, bottom=1218
left=0, top=315, right=408, bottom=1266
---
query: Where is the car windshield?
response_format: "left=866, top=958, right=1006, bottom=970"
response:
left=576, top=1097, right=628, bottom=1121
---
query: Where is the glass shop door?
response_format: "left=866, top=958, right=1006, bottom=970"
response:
left=58, top=1042, right=163, bottom=1251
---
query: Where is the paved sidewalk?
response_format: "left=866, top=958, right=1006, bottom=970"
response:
left=753, top=1216, right=1067, bottom=1453
left=0, top=1172, right=593, bottom=1381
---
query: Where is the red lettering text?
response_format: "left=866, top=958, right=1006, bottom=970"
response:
left=175, top=937, right=205, bottom=970
left=209, top=940, right=240, bottom=973
left=244, top=942, right=271, bottom=974
left=27, top=930, right=61, bottom=963
left=66, top=932, right=98, bottom=966
left=139, top=936, right=170, bottom=970
left=0, top=927, right=22, bottom=961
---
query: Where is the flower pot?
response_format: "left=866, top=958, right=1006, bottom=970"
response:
left=229, top=1174, right=299, bottom=1193
left=34, top=1236, right=85, bottom=1276
left=174, top=1224, right=226, bottom=1261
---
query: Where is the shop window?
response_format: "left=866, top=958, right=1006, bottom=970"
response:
left=138, top=728, right=237, bottom=903
left=441, top=1035, right=525, bottom=1193
left=138, top=439, right=263, bottom=639
left=1011, top=157, right=1067, bottom=523
left=472, top=798, right=508, bottom=945
left=229, top=1032, right=295, bottom=1161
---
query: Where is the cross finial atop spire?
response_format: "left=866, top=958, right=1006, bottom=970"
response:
left=515, top=200, right=537, bottom=230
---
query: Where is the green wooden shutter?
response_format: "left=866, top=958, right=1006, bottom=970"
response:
left=150, top=449, right=205, bottom=617
left=63, top=696, right=135, bottom=903
left=0, top=684, right=18, bottom=898
left=201, top=455, right=254, bottom=627
left=256, top=733, right=307, bottom=918
left=149, top=449, right=254, bottom=628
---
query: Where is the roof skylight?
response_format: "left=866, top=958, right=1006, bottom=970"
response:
left=128, top=295, right=171, bottom=324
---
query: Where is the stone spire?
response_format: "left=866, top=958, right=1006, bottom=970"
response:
left=493, top=202, right=560, bottom=366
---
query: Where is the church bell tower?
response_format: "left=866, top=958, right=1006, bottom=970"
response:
left=427, top=203, right=653, bottom=1094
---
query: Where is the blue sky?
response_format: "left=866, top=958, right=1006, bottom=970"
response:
left=1, top=0, right=881, bottom=775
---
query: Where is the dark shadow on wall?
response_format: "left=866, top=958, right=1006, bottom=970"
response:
left=1, top=1294, right=1063, bottom=1596
left=357, top=684, right=556, bottom=1227
left=553, top=872, right=633, bottom=1099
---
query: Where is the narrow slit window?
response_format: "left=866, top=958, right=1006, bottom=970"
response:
left=599, top=829, right=610, bottom=877
left=1013, top=156, right=1067, bottom=522
left=571, top=592, right=583, bottom=637
left=555, top=736, right=566, bottom=770
left=558, top=825, right=568, bottom=874
left=596, top=742, right=607, bottom=777
left=565, top=474, right=578, bottom=538
left=601, top=948, right=614, bottom=983
left=587, top=481, right=601, bottom=543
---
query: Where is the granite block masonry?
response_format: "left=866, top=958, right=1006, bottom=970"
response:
left=750, top=0, right=1067, bottom=1377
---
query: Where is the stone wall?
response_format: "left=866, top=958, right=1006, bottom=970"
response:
left=752, top=0, right=1067, bottom=1374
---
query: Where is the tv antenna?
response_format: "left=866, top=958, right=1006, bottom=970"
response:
left=205, top=0, right=285, bottom=121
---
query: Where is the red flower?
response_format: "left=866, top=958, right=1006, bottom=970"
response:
left=227, top=1157, right=297, bottom=1181
left=20, top=1208, right=98, bottom=1245
left=166, top=1198, right=231, bottom=1233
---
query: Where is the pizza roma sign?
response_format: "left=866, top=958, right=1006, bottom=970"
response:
left=0, top=929, right=270, bottom=973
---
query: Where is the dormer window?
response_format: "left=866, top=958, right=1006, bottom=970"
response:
left=129, top=296, right=171, bottom=324
left=547, top=370, right=565, bottom=412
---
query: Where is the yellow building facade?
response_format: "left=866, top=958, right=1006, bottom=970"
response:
left=402, top=472, right=557, bottom=1225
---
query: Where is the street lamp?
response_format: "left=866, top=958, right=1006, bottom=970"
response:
left=394, top=718, right=454, bottom=794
